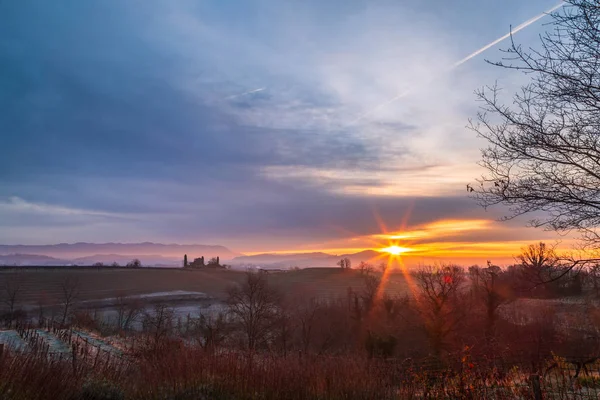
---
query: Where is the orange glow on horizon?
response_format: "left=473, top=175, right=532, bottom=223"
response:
left=238, top=218, right=581, bottom=265
left=372, top=219, right=492, bottom=241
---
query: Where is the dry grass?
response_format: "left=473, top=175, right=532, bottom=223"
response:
left=2, top=343, right=596, bottom=400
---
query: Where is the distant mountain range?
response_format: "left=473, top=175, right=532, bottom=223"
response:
left=0, top=242, right=240, bottom=267
left=0, top=243, right=386, bottom=269
left=0, top=254, right=71, bottom=266
left=229, top=250, right=385, bottom=269
left=0, top=253, right=183, bottom=267
left=231, top=252, right=332, bottom=264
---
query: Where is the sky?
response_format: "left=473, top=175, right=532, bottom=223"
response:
left=0, top=0, right=571, bottom=265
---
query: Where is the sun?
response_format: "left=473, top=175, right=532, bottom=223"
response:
left=380, top=245, right=410, bottom=255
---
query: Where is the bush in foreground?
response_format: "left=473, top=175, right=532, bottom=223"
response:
left=0, top=345, right=598, bottom=400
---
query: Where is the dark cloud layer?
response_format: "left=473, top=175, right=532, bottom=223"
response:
left=0, top=0, right=545, bottom=250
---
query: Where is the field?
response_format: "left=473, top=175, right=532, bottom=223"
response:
left=0, top=268, right=244, bottom=306
left=2, top=266, right=600, bottom=399
left=267, top=267, right=411, bottom=299
left=0, top=267, right=411, bottom=307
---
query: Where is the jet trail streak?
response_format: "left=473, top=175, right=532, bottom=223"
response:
left=225, top=87, right=266, bottom=100
left=350, top=2, right=564, bottom=125
left=453, top=2, right=564, bottom=68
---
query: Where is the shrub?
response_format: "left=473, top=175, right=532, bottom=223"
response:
left=577, top=375, right=600, bottom=389
left=77, top=380, right=125, bottom=400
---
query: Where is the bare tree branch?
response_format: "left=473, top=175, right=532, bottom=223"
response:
left=470, top=1, right=600, bottom=258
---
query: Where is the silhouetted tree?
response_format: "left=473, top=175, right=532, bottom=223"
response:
left=358, top=261, right=374, bottom=275
left=415, top=265, right=466, bottom=357
left=143, top=303, right=174, bottom=350
left=361, top=275, right=381, bottom=313
left=227, top=271, right=281, bottom=350
left=184, top=254, right=188, bottom=268
left=2, top=272, right=22, bottom=328
left=60, top=277, right=80, bottom=326
left=470, top=0, right=600, bottom=257
left=37, top=291, right=50, bottom=327
left=471, top=262, right=513, bottom=342
left=517, top=242, right=563, bottom=293
left=127, top=259, right=142, bottom=268
left=273, top=299, right=294, bottom=356
left=337, top=257, right=351, bottom=269
left=194, top=311, right=230, bottom=350
left=292, top=296, right=320, bottom=354
left=588, top=264, right=600, bottom=297
left=365, top=330, right=397, bottom=359
left=115, top=291, right=143, bottom=331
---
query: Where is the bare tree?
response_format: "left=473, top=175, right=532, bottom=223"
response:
left=142, top=303, right=174, bottom=349
left=312, top=299, right=353, bottom=355
left=193, top=311, right=230, bottom=350
left=126, top=259, right=142, bottom=268
left=60, top=277, right=80, bottom=326
left=358, top=261, right=374, bottom=275
left=517, top=242, right=562, bottom=284
left=36, top=290, right=50, bottom=327
left=337, top=258, right=351, bottom=269
left=291, top=296, right=320, bottom=354
left=468, top=265, right=481, bottom=291
left=1, top=272, right=23, bottom=328
left=273, top=300, right=293, bottom=356
left=415, top=265, right=466, bottom=357
left=227, top=271, right=281, bottom=350
left=469, top=1, right=600, bottom=255
left=361, top=275, right=382, bottom=313
left=471, top=262, right=513, bottom=342
left=115, top=292, right=143, bottom=331
left=588, top=264, right=600, bottom=297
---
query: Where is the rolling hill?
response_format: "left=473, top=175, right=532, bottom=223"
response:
left=0, top=242, right=241, bottom=266
left=229, top=249, right=384, bottom=269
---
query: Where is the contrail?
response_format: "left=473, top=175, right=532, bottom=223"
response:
left=453, top=2, right=564, bottom=68
left=350, top=2, right=564, bottom=125
left=224, top=87, right=266, bottom=100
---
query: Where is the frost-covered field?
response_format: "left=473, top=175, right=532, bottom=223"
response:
left=0, top=331, right=27, bottom=352
left=0, top=328, right=123, bottom=357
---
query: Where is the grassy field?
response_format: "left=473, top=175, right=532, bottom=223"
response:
left=0, top=267, right=411, bottom=306
left=267, top=268, right=411, bottom=299
left=0, top=268, right=245, bottom=305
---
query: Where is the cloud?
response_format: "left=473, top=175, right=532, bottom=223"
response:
left=261, top=162, right=478, bottom=197
left=0, top=0, right=563, bottom=253
left=0, top=197, right=144, bottom=244
left=350, top=2, right=564, bottom=124
left=0, top=197, right=127, bottom=218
